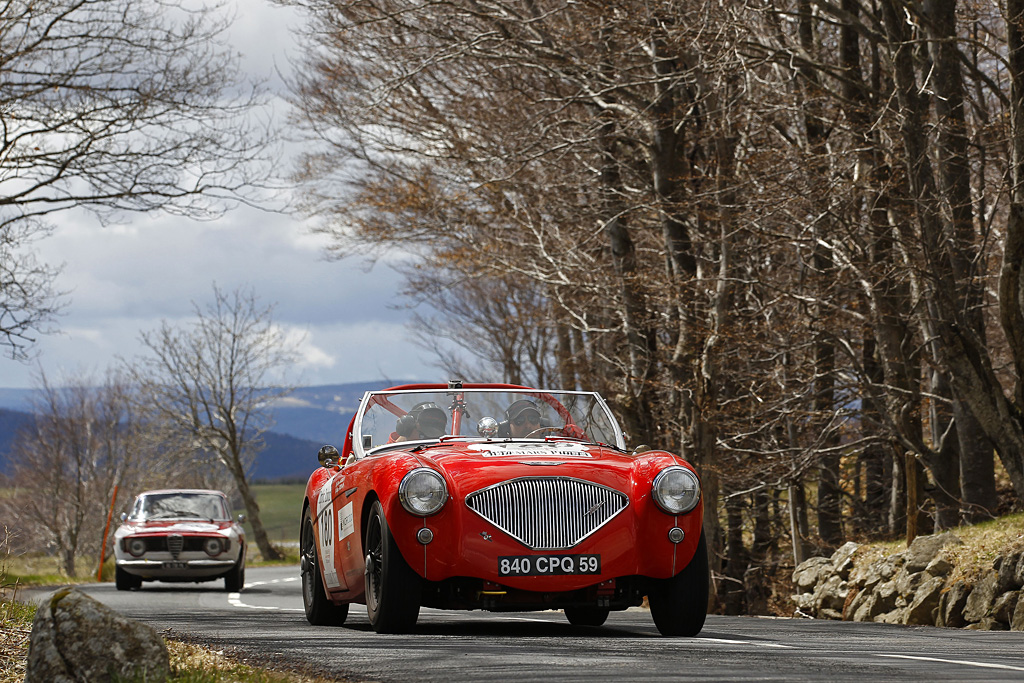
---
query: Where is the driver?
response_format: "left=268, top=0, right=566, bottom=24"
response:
left=393, top=402, right=449, bottom=442
left=506, top=399, right=542, bottom=438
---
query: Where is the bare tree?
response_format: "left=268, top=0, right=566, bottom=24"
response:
left=0, top=0, right=276, bottom=360
left=3, top=370, right=152, bottom=576
left=126, top=285, right=299, bottom=561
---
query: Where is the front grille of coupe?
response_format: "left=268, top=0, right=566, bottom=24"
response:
left=139, top=535, right=208, bottom=554
left=465, top=477, right=628, bottom=550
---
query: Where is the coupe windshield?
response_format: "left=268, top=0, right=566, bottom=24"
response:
left=355, top=388, right=624, bottom=453
left=130, top=492, right=230, bottom=521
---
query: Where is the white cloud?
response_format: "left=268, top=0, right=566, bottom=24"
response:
left=0, top=1, right=457, bottom=390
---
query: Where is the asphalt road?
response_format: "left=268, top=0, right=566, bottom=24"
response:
left=25, top=566, right=1024, bottom=682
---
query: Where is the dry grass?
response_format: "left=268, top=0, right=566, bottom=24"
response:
left=847, top=511, right=1024, bottom=585
left=0, top=596, right=32, bottom=683
left=164, top=638, right=343, bottom=682
left=939, top=511, right=1024, bottom=584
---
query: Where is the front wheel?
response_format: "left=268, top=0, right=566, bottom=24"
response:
left=224, top=551, right=245, bottom=592
left=364, top=500, right=420, bottom=633
left=564, top=606, right=610, bottom=627
left=115, top=566, right=141, bottom=591
left=648, top=529, right=709, bottom=636
left=300, top=507, right=349, bottom=626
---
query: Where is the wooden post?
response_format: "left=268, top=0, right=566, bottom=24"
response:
left=97, top=485, right=119, bottom=582
left=905, top=452, right=918, bottom=546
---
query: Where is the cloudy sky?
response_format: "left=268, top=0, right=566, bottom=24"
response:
left=1, top=1, right=439, bottom=390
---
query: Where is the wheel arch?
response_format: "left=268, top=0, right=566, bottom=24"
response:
left=360, top=491, right=381, bottom=557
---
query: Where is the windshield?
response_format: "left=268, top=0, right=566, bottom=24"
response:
left=354, top=388, right=624, bottom=455
left=129, top=492, right=230, bottom=521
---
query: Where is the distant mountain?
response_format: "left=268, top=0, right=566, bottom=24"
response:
left=0, top=408, right=34, bottom=476
left=250, top=431, right=322, bottom=483
left=0, top=380, right=413, bottom=482
left=0, top=389, right=36, bottom=412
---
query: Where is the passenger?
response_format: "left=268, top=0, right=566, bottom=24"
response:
left=505, top=399, right=542, bottom=438
left=394, top=402, right=449, bottom=442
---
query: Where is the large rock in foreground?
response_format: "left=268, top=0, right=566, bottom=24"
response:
left=26, top=586, right=169, bottom=683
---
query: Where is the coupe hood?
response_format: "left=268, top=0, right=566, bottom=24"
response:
left=124, top=520, right=233, bottom=534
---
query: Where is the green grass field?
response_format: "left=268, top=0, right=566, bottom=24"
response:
left=235, top=483, right=306, bottom=546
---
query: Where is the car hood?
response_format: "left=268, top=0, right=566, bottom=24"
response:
left=414, top=440, right=667, bottom=494
left=120, top=520, right=234, bottom=534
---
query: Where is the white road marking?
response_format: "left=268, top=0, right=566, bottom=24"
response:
left=877, top=654, right=1024, bottom=672
left=228, top=576, right=303, bottom=612
left=699, top=637, right=794, bottom=648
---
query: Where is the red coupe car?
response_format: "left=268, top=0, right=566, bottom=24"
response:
left=300, top=382, right=706, bottom=635
left=114, top=489, right=246, bottom=592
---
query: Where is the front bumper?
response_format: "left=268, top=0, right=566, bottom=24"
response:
left=116, top=556, right=237, bottom=580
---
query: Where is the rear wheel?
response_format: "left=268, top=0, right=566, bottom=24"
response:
left=300, top=507, right=349, bottom=626
left=364, top=500, right=420, bottom=633
left=648, top=529, right=709, bottom=636
left=564, top=606, right=610, bottom=627
left=115, top=566, right=141, bottom=591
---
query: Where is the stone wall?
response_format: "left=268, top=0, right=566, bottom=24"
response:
left=791, top=532, right=1024, bottom=630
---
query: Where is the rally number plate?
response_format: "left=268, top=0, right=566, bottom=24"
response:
left=162, top=562, right=187, bottom=570
left=498, top=554, right=600, bottom=577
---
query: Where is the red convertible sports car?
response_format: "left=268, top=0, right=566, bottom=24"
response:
left=300, top=382, right=706, bottom=636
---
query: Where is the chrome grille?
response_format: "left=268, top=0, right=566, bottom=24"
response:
left=466, top=477, right=628, bottom=550
left=167, top=534, right=183, bottom=557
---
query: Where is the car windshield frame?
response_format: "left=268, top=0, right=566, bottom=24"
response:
left=128, top=492, right=231, bottom=522
left=352, top=387, right=625, bottom=459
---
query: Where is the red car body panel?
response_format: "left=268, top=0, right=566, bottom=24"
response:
left=304, top=383, right=703, bottom=610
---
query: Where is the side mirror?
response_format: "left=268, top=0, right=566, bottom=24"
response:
left=318, top=444, right=340, bottom=468
left=120, top=512, right=128, bottom=522
left=237, top=513, right=247, bottom=524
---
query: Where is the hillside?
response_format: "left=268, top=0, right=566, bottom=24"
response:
left=0, top=380, right=410, bottom=482
left=0, top=409, right=33, bottom=476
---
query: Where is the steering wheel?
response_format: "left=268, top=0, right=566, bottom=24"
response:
left=525, top=426, right=564, bottom=438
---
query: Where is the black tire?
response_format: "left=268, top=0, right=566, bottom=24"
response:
left=224, top=550, right=246, bottom=592
left=301, top=507, right=349, bottom=626
left=564, top=606, right=610, bottom=627
left=648, top=529, right=709, bottom=636
left=115, top=566, right=141, bottom=591
left=364, top=500, right=421, bottom=633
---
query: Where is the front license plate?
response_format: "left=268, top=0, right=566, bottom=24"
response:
left=162, top=562, right=187, bottom=570
left=498, top=554, right=600, bottom=576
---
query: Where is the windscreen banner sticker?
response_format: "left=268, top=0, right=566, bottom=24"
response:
left=315, top=483, right=341, bottom=588
left=468, top=442, right=592, bottom=458
left=338, top=502, right=355, bottom=541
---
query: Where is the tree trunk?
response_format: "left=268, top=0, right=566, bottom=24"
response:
left=927, top=371, right=965, bottom=529
left=596, top=109, right=656, bottom=440
left=880, top=0, right=1024, bottom=498
left=956, top=401, right=997, bottom=522
left=235, top=470, right=281, bottom=561
left=723, top=495, right=747, bottom=615
left=789, top=480, right=811, bottom=565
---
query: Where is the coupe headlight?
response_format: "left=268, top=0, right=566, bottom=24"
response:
left=203, top=538, right=224, bottom=556
left=652, top=466, right=701, bottom=514
left=399, top=468, right=448, bottom=516
left=126, top=538, right=147, bottom=557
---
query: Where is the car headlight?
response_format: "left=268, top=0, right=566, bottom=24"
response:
left=203, top=538, right=224, bottom=556
left=652, top=466, right=701, bottom=514
left=399, top=468, right=448, bottom=516
left=126, top=538, right=147, bottom=557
